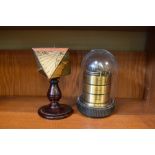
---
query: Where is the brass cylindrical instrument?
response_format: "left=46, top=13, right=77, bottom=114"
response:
left=82, top=71, right=111, bottom=107
left=77, top=49, right=117, bottom=118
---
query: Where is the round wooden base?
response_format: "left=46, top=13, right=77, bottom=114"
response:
left=38, top=104, right=73, bottom=120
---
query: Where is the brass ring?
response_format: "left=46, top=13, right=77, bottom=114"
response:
left=86, top=103, right=108, bottom=107
left=84, top=74, right=111, bottom=85
left=83, top=83, right=110, bottom=94
left=83, top=93, right=110, bottom=104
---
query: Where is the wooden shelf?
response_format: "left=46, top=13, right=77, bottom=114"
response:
left=0, top=28, right=154, bottom=128
left=0, top=97, right=155, bottom=129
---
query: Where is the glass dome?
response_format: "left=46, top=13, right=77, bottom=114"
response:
left=77, top=49, right=118, bottom=118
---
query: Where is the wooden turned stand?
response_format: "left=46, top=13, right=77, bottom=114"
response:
left=38, top=78, right=73, bottom=119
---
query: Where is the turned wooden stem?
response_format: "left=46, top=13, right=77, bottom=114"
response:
left=38, top=77, right=73, bottom=119
left=47, top=78, right=62, bottom=109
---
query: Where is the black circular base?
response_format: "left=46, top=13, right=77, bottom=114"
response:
left=77, top=96, right=115, bottom=118
left=38, top=104, right=73, bottom=120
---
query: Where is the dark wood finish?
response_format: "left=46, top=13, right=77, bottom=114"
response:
left=0, top=50, right=146, bottom=99
left=0, top=97, right=154, bottom=129
left=38, top=78, right=73, bottom=119
left=144, top=28, right=155, bottom=112
left=0, top=26, right=149, bottom=31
